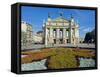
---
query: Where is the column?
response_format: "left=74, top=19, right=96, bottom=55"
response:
left=49, top=28, right=53, bottom=44
left=50, top=28, right=53, bottom=38
left=69, top=27, right=72, bottom=44
left=63, top=28, right=66, bottom=44
left=63, top=28, right=66, bottom=38
left=45, top=27, right=48, bottom=46
left=53, top=29, right=56, bottom=38
left=56, top=28, right=60, bottom=38
left=75, top=27, right=79, bottom=44
left=56, top=28, right=60, bottom=44
left=73, top=28, right=76, bottom=45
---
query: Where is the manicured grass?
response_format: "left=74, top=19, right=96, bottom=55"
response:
left=21, top=48, right=95, bottom=69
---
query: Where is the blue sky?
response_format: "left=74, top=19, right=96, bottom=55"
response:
left=21, top=6, right=95, bottom=38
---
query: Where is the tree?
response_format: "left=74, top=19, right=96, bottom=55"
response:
left=84, top=29, right=95, bottom=43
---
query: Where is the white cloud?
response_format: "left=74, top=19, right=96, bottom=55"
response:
left=79, top=26, right=85, bottom=30
left=83, top=27, right=91, bottom=32
left=79, top=26, right=94, bottom=32
left=82, top=27, right=94, bottom=32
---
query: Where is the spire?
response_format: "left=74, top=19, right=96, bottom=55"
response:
left=70, top=14, right=75, bottom=26
left=71, top=14, right=74, bottom=22
left=59, top=12, right=63, bottom=17
left=71, top=14, right=74, bottom=19
left=48, top=12, right=51, bottom=18
left=47, top=13, right=51, bottom=21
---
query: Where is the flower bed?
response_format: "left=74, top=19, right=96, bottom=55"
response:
left=21, top=48, right=95, bottom=69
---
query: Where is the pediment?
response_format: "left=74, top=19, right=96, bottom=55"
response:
left=53, top=17, right=69, bottom=23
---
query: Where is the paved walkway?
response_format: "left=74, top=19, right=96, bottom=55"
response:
left=21, top=43, right=95, bottom=50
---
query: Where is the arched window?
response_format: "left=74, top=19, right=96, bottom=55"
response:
left=66, top=28, right=69, bottom=37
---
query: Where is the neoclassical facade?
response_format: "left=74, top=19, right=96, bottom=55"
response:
left=43, top=14, right=79, bottom=46
left=21, top=21, right=33, bottom=48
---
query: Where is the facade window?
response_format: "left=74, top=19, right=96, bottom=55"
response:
left=66, top=39, right=69, bottom=43
left=60, top=39, right=63, bottom=44
left=53, top=39, right=56, bottom=44
left=66, top=31, right=68, bottom=37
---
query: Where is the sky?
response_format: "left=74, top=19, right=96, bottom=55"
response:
left=21, top=6, right=95, bottom=38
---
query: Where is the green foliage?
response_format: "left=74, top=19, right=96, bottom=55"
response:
left=84, top=29, right=95, bottom=43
